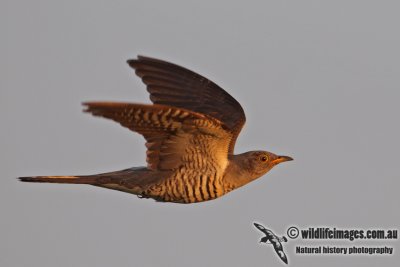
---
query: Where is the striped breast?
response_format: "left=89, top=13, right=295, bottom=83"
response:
left=144, top=166, right=226, bottom=203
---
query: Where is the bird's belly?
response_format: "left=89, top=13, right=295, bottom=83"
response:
left=144, top=169, right=226, bottom=203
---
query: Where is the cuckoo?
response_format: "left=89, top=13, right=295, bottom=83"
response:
left=19, top=56, right=293, bottom=204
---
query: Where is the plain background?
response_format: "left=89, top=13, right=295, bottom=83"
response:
left=1, top=1, right=399, bottom=266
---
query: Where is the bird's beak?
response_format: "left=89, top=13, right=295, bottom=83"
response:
left=272, top=155, right=293, bottom=164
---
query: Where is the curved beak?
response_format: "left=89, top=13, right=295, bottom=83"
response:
left=272, top=155, right=293, bottom=164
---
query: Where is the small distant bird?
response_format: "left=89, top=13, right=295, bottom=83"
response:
left=254, top=223, right=289, bottom=264
left=19, top=56, right=293, bottom=203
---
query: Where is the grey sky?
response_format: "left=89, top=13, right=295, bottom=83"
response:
left=1, top=1, right=399, bottom=266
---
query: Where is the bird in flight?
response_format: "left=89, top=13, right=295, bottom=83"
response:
left=19, top=56, right=293, bottom=203
left=254, top=223, right=289, bottom=264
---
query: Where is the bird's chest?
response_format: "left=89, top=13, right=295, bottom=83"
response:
left=145, top=167, right=226, bottom=203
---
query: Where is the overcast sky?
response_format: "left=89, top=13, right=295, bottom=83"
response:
left=1, top=1, right=399, bottom=266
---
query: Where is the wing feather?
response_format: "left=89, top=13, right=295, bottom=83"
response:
left=127, top=55, right=246, bottom=154
left=84, top=102, right=231, bottom=171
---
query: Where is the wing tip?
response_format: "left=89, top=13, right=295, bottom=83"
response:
left=127, top=55, right=172, bottom=69
left=127, top=55, right=151, bottom=68
left=81, top=102, right=120, bottom=114
left=82, top=102, right=93, bottom=113
left=126, top=58, right=137, bottom=67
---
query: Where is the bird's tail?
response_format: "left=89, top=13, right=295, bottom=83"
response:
left=18, top=167, right=161, bottom=197
left=18, top=167, right=147, bottom=185
left=19, top=175, right=103, bottom=184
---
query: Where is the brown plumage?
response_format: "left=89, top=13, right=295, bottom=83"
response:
left=19, top=55, right=293, bottom=203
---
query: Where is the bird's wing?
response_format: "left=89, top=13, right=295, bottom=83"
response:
left=273, top=243, right=288, bottom=264
left=254, top=223, right=274, bottom=237
left=84, top=102, right=232, bottom=171
left=127, top=55, right=246, bottom=154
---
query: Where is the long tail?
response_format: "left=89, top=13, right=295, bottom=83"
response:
left=19, top=171, right=145, bottom=197
left=18, top=168, right=146, bottom=184
left=19, top=175, right=105, bottom=184
left=18, top=167, right=164, bottom=197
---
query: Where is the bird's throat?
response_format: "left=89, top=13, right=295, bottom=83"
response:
left=223, top=155, right=260, bottom=190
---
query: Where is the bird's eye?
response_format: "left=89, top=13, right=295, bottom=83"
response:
left=260, top=155, right=268, bottom=162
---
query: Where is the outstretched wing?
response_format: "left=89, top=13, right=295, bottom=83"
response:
left=253, top=223, right=274, bottom=237
left=273, top=244, right=288, bottom=264
left=127, top=56, right=246, bottom=154
left=84, top=102, right=232, bottom=171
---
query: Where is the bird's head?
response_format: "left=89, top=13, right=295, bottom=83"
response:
left=226, top=151, right=293, bottom=189
left=240, top=151, right=293, bottom=177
